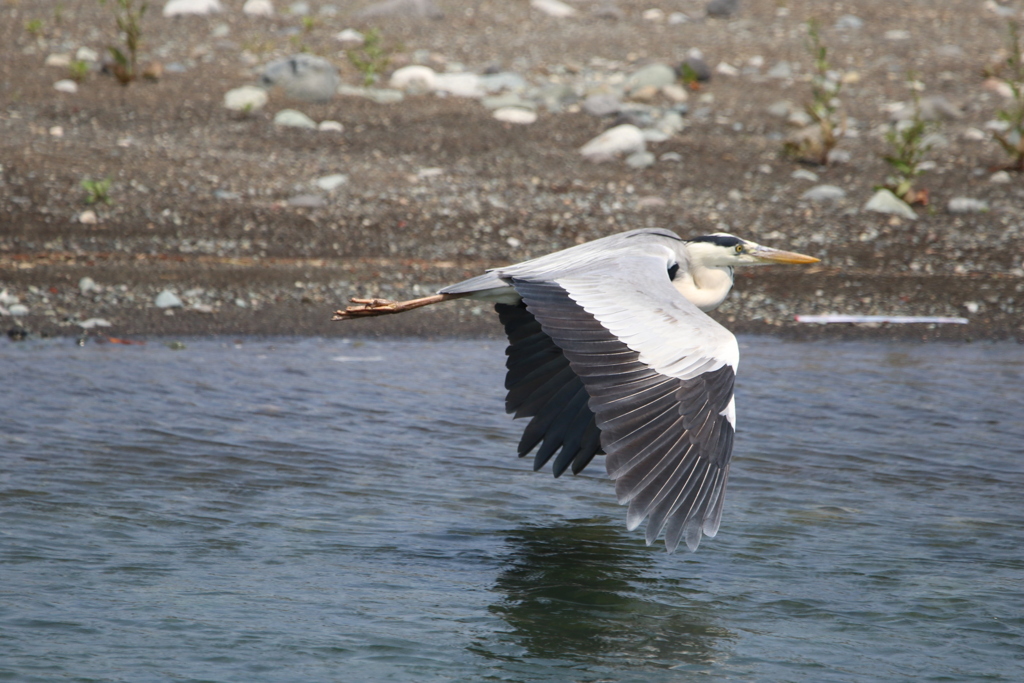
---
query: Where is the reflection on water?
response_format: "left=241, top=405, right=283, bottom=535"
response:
left=477, top=519, right=730, bottom=671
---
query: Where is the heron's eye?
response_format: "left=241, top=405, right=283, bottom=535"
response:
left=735, top=245, right=744, bottom=253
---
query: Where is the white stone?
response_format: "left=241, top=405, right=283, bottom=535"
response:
left=260, top=54, right=339, bottom=103
left=947, top=197, right=989, bottom=214
left=626, top=151, right=655, bottom=169
left=864, top=189, right=917, bottom=220
left=641, top=8, right=664, bottom=21
left=531, top=0, right=577, bottom=18
left=715, top=62, right=739, bottom=76
left=963, top=127, right=987, bottom=141
left=626, top=63, right=676, bottom=92
left=884, top=29, right=910, bottom=40
left=53, top=80, right=78, bottom=94
left=990, top=170, right=1011, bottom=184
left=273, top=109, right=317, bottom=129
left=493, top=107, right=537, bottom=124
left=79, top=277, right=98, bottom=295
left=155, top=290, right=183, bottom=308
left=662, top=84, right=688, bottom=103
left=78, top=210, right=98, bottom=224
left=49, top=126, right=63, bottom=137
left=243, top=0, right=274, bottom=15
left=318, top=120, right=344, bottom=132
left=223, top=85, right=268, bottom=112
left=580, top=124, right=646, bottom=162
left=8, top=304, right=28, bottom=317
left=76, top=47, right=99, bottom=62
left=163, top=0, right=222, bottom=16
left=791, top=169, right=819, bottom=182
left=315, top=173, right=348, bottom=191
left=45, top=54, right=72, bottom=68
left=801, top=185, right=846, bottom=202
left=964, top=301, right=980, bottom=314
left=335, top=28, right=364, bottom=45
left=363, top=88, right=404, bottom=104
left=433, top=73, right=484, bottom=98
left=0, top=289, right=17, bottom=306
left=389, top=65, right=437, bottom=92
left=78, top=318, right=112, bottom=329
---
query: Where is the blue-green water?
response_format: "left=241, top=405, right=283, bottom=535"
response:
left=1, top=337, right=1022, bottom=682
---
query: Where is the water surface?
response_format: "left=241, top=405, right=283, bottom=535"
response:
left=2, top=337, right=1022, bottom=682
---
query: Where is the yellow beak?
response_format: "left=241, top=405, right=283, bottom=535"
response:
left=750, top=245, right=821, bottom=264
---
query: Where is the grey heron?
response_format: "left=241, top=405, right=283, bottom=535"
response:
left=333, top=228, right=820, bottom=552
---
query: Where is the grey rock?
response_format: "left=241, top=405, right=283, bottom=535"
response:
left=155, top=290, right=183, bottom=308
left=801, top=185, right=846, bottom=202
left=537, top=82, right=575, bottom=111
left=766, top=61, right=793, bottom=79
left=356, top=0, right=442, bottom=20
left=766, top=100, right=792, bottom=118
left=625, top=151, right=656, bottom=169
left=363, top=88, right=404, bottom=104
left=288, top=194, right=326, bottom=208
left=655, top=111, right=686, bottom=136
left=625, top=63, right=676, bottom=93
left=583, top=93, right=622, bottom=117
left=827, top=149, right=852, bottom=164
left=705, top=0, right=738, bottom=17
left=273, top=109, right=317, bottom=129
left=260, top=54, right=339, bottom=103
left=479, top=72, right=528, bottom=93
left=79, top=277, right=98, bottom=295
left=681, top=55, right=711, bottom=82
left=865, top=189, right=917, bottom=220
left=8, top=304, right=29, bottom=317
left=482, top=92, right=534, bottom=111
left=834, top=14, right=863, bottom=30
left=592, top=3, right=623, bottom=20
left=947, top=197, right=989, bottom=214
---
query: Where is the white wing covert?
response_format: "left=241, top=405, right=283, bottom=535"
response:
left=510, top=249, right=739, bottom=553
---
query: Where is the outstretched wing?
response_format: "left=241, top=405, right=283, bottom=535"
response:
left=509, top=249, right=739, bottom=553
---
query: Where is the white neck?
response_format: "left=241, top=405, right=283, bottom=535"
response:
left=673, top=265, right=735, bottom=312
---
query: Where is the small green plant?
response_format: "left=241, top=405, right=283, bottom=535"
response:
left=301, top=15, right=317, bottom=32
left=785, top=20, right=845, bottom=165
left=100, top=0, right=147, bottom=85
left=81, top=177, right=113, bottom=205
left=993, top=20, right=1024, bottom=171
left=25, top=18, right=45, bottom=37
left=54, top=3, right=66, bottom=24
left=880, top=94, right=935, bottom=205
left=68, top=59, right=90, bottom=83
left=346, top=28, right=391, bottom=86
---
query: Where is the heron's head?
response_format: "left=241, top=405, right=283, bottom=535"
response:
left=686, top=233, right=820, bottom=268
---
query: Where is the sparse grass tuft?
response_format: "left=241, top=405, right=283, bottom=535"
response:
left=68, top=60, right=90, bottom=83
left=880, top=89, right=935, bottom=206
left=81, top=177, right=113, bottom=205
left=25, top=18, right=45, bottom=38
left=993, top=20, right=1024, bottom=171
left=784, top=20, right=845, bottom=165
left=346, top=28, right=392, bottom=86
left=100, top=0, right=147, bottom=85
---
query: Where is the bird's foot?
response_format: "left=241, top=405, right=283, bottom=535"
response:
left=333, top=298, right=402, bottom=320
left=332, top=293, right=461, bottom=321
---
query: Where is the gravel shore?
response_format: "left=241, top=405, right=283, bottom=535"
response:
left=2, top=0, right=1022, bottom=342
